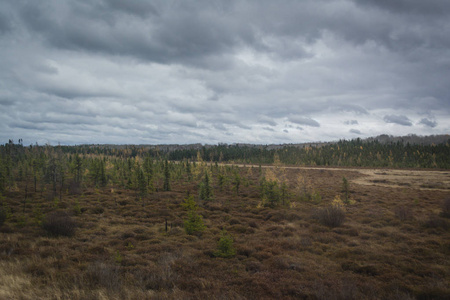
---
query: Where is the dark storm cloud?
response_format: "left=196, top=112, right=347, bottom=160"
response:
left=355, top=0, right=450, bottom=16
left=0, top=97, right=14, bottom=106
left=104, top=0, right=159, bottom=18
left=351, top=0, right=450, bottom=47
left=383, top=115, right=413, bottom=126
left=41, top=86, right=117, bottom=100
left=17, top=1, right=244, bottom=67
left=349, top=129, right=362, bottom=134
left=0, top=10, right=12, bottom=34
left=288, top=116, right=320, bottom=128
left=419, top=118, right=437, bottom=128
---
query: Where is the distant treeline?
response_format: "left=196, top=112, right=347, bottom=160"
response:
left=2, top=135, right=449, bottom=171
left=166, top=138, right=450, bottom=168
left=0, top=137, right=449, bottom=199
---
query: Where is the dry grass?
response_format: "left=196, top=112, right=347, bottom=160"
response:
left=0, top=166, right=449, bottom=299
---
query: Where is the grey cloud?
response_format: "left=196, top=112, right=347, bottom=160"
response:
left=236, top=123, right=252, bottom=130
left=347, top=0, right=450, bottom=56
left=0, top=11, right=12, bottom=34
left=258, top=116, right=277, bottom=126
left=166, top=112, right=198, bottom=128
left=18, top=1, right=242, bottom=67
left=103, top=0, right=159, bottom=18
left=336, top=104, right=368, bottom=115
left=419, top=118, right=437, bottom=128
left=354, top=0, right=450, bottom=16
left=288, top=116, right=320, bottom=127
left=9, top=1, right=355, bottom=67
left=0, top=97, right=14, bottom=106
left=383, top=115, right=413, bottom=126
left=13, top=0, right=450, bottom=66
left=349, top=129, right=362, bottom=134
left=42, top=86, right=117, bottom=100
left=213, top=123, right=227, bottom=131
left=1, top=0, right=449, bottom=145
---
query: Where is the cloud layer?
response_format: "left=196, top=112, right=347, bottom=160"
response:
left=1, top=0, right=449, bottom=145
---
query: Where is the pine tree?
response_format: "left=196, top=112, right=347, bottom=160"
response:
left=233, top=172, right=241, bottom=195
left=163, top=159, right=170, bottom=191
left=143, top=155, right=153, bottom=189
left=342, top=177, right=350, bottom=204
left=137, top=167, right=147, bottom=199
left=199, top=171, right=213, bottom=201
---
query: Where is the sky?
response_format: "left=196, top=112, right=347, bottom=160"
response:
left=0, top=0, right=449, bottom=145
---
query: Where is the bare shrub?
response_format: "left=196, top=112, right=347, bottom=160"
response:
left=394, top=206, right=414, bottom=221
left=423, top=215, right=449, bottom=230
left=441, top=198, right=450, bottom=218
left=91, top=207, right=104, bottom=214
left=314, top=204, right=346, bottom=227
left=86, top=261, right=121, bottom=290
left=300, top=236, right=313, bottom=247
left=0, top=208, right=6, bottom=226
left=68, top=180, right=82, bottom=195
left=42, top=211, right=77, bottom=237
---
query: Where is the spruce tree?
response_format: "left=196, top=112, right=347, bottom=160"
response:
left=199, top=171, right=213, bottom=201
left=163, top=159, right=170, bottom=191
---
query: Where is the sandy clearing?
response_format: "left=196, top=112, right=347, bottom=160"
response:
left=218, top=163, right=450, bottom=191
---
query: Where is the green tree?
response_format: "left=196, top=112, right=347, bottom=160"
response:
left=143, top=155, right=154, bottom=191
left=181, top=195, right=198, bottom=211
left=261, top=179, right=281, bottom=208
left=233, top=172, right=241, bottom=195
left=214, top=230, right=236, bottom=258
left=72, top=154, right=83, bottom=183
left=163, top=159, right=170, bottom=191
left=0, top=157, right=7, bottom=193
left=136, top=166, right=147, bottom=200
left=342, top=177, right=350, bottom=204
left=217, top=172, right=225, bottom=191
left=280, top=182, right=289, bottom=206
left=182, top=194, right=206, bottom=235
left=185, top=160, right=192, bottom=181
left=199, top=171, right=213, bottom=201
left=184, top=210, right=206, bottom=235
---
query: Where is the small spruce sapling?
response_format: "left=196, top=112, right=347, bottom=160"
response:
left=342, top=177, right=350, bottom=204
left=214, top=230, right=236, bottom=258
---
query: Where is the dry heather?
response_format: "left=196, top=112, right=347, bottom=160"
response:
left=0, top=166, right=449, bottom=299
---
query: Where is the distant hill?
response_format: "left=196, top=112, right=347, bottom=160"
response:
left=364, top=134, right=450, bottom=145
left=79, top=134, right=449, bottom=151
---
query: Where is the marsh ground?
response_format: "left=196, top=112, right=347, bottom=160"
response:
left=0, top=164, right=449, bottom=299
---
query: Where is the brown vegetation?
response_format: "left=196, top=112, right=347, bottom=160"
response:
left=0, top=164, right=449, bottom=299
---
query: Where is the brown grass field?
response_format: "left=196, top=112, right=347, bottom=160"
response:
left=0, top=164, right=449, bottom=299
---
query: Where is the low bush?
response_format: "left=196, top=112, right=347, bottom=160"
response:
left=394, top=206, right=414, bottom=221
left=441, top=198, right=450, bottom=218
left=91, top=207, right=104, bottom=214
left=0, top=208, right=6, bottom=226
left=42, top=211, right=77, bottom=237
left=423, top=215, right=449, bottom=230
left=86, top=261, right=121, bottom=290
left=314, top=204, right=346, bottom=227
